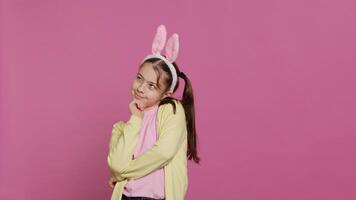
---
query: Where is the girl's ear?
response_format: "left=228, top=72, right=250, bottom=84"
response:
left=161, top=91, right=173, bottom=100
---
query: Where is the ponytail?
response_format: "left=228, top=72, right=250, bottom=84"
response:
left=178, top=71, right=200, bottom=164
left=146, top=58, right=200, bottom=164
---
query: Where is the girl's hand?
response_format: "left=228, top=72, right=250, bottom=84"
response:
left=129, top=99, right=144, bottom=119
left=108, top=175, right=117, bottom=188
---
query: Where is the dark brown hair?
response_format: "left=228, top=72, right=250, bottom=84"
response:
left=139, top=57, right=200, bottom=164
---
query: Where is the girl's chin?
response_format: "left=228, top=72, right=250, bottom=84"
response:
left=133, top=99, right=146, bottom=108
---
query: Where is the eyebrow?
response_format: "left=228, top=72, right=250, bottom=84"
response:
left=137, top=73, right=158, bottom=85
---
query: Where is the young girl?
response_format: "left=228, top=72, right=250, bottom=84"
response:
left=107, top=25, right=200, bottom=200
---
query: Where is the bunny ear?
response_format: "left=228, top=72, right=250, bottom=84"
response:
left=165, top=33, right=179, bottom=62
left=151, top=24, right=167, bottom=55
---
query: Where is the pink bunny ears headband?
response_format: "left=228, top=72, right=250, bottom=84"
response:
left=141, top=24, right=179, bottom=92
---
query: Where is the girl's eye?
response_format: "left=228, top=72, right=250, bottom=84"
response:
left=136, top=76, right=142, bottom=80
left=149, top=84, right=155, bottom=89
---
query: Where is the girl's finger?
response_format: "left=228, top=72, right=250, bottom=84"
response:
left=135, top=102, right=143, bottom=111
left=109, top=181, right=115, bottom=188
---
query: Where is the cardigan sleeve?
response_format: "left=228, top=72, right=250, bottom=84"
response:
left=107, top=114, right=142, bottom=177
left=114, top=101, right=187, bottom=181
left=108, top=121, right=125, bottom=153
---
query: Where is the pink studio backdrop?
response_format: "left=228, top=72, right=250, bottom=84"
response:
left=1, top=0, right=356, bottom=200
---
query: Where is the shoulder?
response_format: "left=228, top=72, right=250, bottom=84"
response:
left=158, top=99, right=184, bottom=116
left=157, top=99, right=186, bottom=124
left=157, top=99, right=187, bottom=134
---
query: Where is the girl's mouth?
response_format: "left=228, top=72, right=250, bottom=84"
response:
left=134, top=93, right=144, bottom=100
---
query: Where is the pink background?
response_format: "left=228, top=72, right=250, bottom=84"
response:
left=1, top=0, right=356, bottom=199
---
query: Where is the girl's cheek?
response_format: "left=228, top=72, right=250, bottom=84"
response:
left=132, top=80, right=139, bottom=89
left=136, top=100, right=146, bottom=109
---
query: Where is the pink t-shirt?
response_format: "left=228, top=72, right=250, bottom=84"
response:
left=123, top=104, right=165, bottom=199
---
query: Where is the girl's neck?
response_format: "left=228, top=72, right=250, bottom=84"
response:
left=143, top=103, right=159, bottom=113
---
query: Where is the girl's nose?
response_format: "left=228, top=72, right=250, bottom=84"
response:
left=137, top=83, right=145, bottom=93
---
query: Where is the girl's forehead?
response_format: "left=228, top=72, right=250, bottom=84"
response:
left=138, top=63, right=159, bottom=82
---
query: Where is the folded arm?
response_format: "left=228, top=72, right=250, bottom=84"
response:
left=107, top=115, right=142, bottom=176
left=107, top=102, right=186, bottom=181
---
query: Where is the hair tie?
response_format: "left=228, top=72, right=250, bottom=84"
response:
left=178, top=71, right=185, bottom=78
left=141, top=24, right=179, bottom=92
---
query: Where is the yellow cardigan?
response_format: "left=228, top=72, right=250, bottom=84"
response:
left=107, top=100, right=188, bottom=200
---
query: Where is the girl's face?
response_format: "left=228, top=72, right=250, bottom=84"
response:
left=131, top=62, right=172, bottom=110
